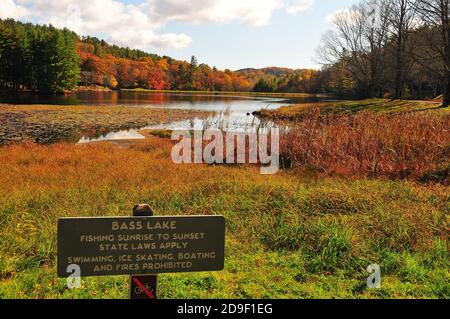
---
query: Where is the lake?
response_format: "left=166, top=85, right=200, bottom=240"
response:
left=0, top=91, right=330, bottom=142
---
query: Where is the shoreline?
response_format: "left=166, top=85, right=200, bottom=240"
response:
left=0, top=104, right=211, bottom=146
left=1, top=86, right=328, bottom=99
left=253, top=98, right=449, bottom=121
left=119, top=88, right=326, bottom=98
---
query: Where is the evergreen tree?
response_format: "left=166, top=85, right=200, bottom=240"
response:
left=0, top=19, right=80, bottom=93
left=0, top=21, right=21, bottom=89
left=253, top=78, right=276, bottom=92
left=188, top=55, right=198, bottom=89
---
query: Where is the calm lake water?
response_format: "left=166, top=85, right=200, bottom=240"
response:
left=1, top=91, right=330, bottom=142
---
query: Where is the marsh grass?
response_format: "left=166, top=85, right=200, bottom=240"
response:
left=277, top=109, right=450, bottom=182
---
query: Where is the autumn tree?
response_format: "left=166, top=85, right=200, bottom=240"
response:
left=320, top=0, right=391, bottom=97
left=413, top=0, right=450, bottom=106
left=383, top=0, right=418, bottom=98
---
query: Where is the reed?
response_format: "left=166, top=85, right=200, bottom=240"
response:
left=278, top=110, right=450, bottom=182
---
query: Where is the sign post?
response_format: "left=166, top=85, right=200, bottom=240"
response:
left=57, top=206, right=225, bottom=299
left=129, top=204, right=157, bottom=299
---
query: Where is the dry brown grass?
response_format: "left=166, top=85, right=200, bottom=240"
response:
left=278, top=110, right=450, bottom=182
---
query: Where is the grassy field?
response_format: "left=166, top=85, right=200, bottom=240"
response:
left=0, top=99, right=448, bottom=299
left=255, top=99, right=449, bottom=120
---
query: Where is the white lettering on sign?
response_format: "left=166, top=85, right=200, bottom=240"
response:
left=57, top=216, right=225, bottom=277
left=111, top=221, right=177, bottom=231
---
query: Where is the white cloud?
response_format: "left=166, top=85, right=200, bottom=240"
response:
left=149, top=34, right=190, bottom=49
left=325, top=8, right=360, bottom=25
left=8, top=0, right=192, bottom=50
left=285, top=0, right=314, bottom=15
left=147, top=0, right=282, bottom=27
left=1, top=0, right=314, bottom=50
left=0, top=0, right=29, bottom=19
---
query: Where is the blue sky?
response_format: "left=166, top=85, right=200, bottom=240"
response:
left=1, top=0, right=358, bottom=70
left=157, top=1, right=358, bottom=70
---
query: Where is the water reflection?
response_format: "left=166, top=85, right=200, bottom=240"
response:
left=0, top=91, right=330, bottom=143
left=78, top=129, right=146, bottom=143
left=0, top=90, right=322, bottom=110
left=77, top=113, right=276, bottom=144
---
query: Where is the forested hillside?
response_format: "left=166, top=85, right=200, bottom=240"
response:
left=1, top=0, right=449, bottom=106
left=236, top=68, right=318, bottom=93
left=0, top=18, right=365, bottom=96
left=0, top=19, right=254, bottom=93
left=77, top=39, right=252, bottom=92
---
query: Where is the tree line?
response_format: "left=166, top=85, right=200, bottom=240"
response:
left=77, top=42, right=253, bottom=91
left=0, top=19, right=79, bottom=93
left=0, top=19, right=254, bottom=93
left=318, top=0, right=450, bottom=107
left=1, top=0, right=449, bottom=106
left=0, top=19, right=323, bottom=94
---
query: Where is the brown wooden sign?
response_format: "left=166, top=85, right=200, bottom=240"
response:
left=57, top=215, right=225, bottom=277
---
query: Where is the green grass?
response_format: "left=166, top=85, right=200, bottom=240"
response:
left=0, top=141, right=448, bottom=298
left=140, top=129, right=174, bottom=139
left=256, top=99, right=449, bottom=120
